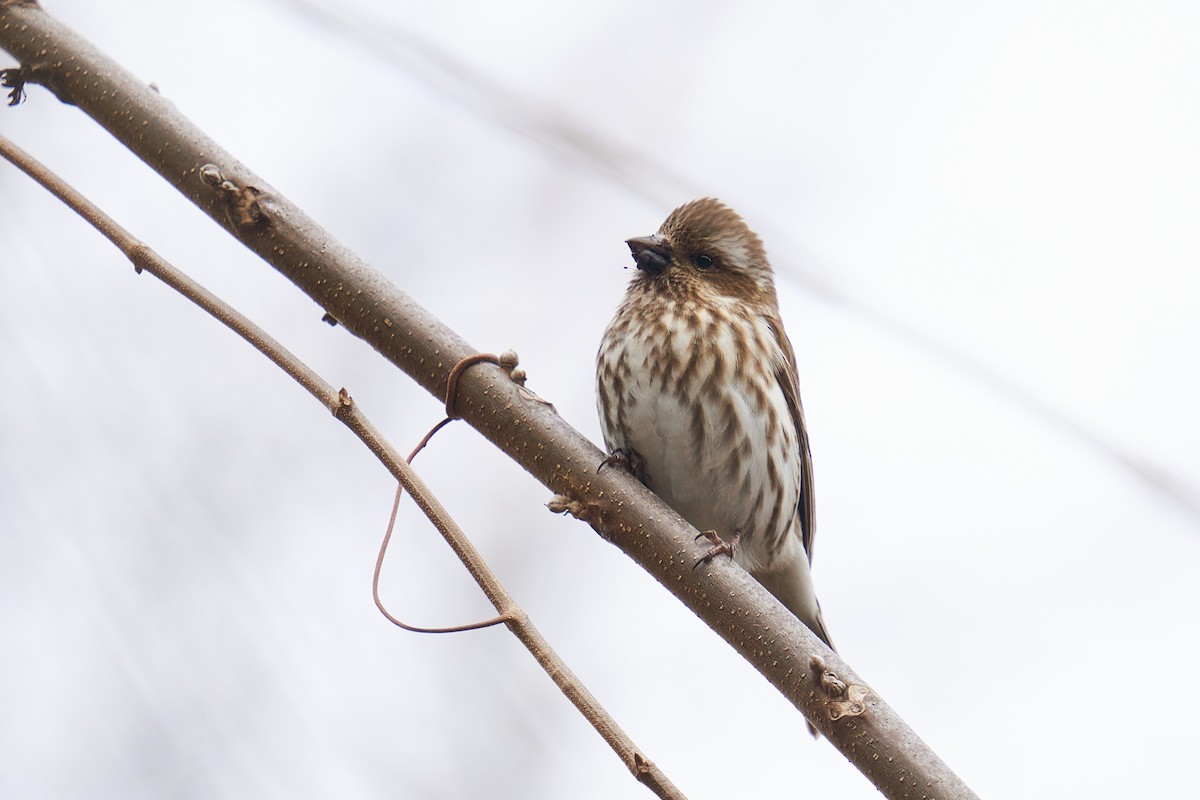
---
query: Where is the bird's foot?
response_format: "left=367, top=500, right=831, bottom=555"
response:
left=598, top=447, right=648, bottom=484
left=693, top=530, right=741, bottom=570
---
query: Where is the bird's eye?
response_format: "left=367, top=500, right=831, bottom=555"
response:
left=693, top=254, right=714, bottom=270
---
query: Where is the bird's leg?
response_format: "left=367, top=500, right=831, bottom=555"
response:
left=693, top=530, right=741, bottom=570
left=598, top=447, right=648, bottom=484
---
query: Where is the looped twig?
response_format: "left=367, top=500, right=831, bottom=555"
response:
left=371, top=352, right=518, bottom=634
left=372, top=465, right=511, bottom=633
left=443, top=352, right=501, bottom=418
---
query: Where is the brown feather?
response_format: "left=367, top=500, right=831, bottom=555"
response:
left=768, top=314, right=816, bottom=563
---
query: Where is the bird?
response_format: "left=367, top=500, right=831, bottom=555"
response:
left=596, top=198, right=834, bottom=654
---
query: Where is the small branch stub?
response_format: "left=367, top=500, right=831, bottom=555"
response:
left=547, top=493, right=598, bottom=523
left=498, top=349, right=525, bottom=386
left=198, top=163, right=267, bottom=230
left=810, top=655, right=872, bottom=721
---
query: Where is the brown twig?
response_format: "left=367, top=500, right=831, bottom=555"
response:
left=371, top=408, right=507, bottom=635
left=369, top=351, right=527, bottom=634
left=0, top=133, right=687, bottom=800
left=443, top=353, right=500, bottom=418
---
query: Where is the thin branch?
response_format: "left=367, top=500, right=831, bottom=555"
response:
left=0, top=7, right=980, bottom=798
left=278, top=0, right=704, bottom=208
left=0, top=132, right=687, bottom=800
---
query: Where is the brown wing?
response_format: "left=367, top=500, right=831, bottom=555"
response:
left=769, top=316, right=816, bottom=563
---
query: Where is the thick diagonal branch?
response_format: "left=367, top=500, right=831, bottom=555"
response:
left=0, top=6, right=978, bottom=798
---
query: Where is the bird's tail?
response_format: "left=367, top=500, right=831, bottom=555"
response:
left=753, top=556, right=835, bottom=651
left=752, top=555, right=834, bottom=738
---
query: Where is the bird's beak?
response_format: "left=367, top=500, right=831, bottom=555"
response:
left=625, top=235, right=671, bottom=275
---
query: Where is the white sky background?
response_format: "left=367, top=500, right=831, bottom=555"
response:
left=2, top=0, right=1199, bottom=797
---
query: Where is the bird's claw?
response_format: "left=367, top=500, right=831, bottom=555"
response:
left=599, top=447, right=648, bottom=483
left=692, top=530, right=741, bottom=570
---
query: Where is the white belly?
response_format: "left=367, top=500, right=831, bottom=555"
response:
left=597, top=303, right=802, bottom=573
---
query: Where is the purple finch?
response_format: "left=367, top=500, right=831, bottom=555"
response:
left=597, top=198, right=834, bottom=652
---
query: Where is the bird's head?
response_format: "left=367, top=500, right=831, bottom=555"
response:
left=625, top=198, right=776, bottom=305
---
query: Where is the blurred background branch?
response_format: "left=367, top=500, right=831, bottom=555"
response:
left=279, top=0, right=1200, bottom=523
